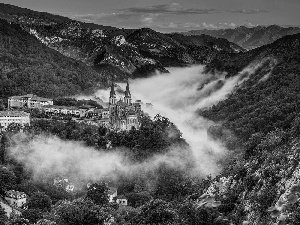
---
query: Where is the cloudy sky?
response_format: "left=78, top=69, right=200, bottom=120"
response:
left=0, top=0, right=299, bottom=32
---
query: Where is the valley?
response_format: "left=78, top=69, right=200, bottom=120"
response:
left=0, top=2, right=300, bottom=225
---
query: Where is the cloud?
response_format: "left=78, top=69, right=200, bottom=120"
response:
left=123, top=2, right=219, bottom=15
left=55, top=3, right=268, bottom=31
left=228, top=9, right=269, bottom=14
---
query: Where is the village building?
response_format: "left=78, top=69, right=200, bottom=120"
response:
left=0, top=111, right=30, bottom=130
left=8, top=94, right=53, bottom=109
left=5, top=190, right=27, bottom=208
left=115, top=195, right=128, bottom=206
left=42, top=105, right=87, bottom=118
left=108, top=187, right=118, bottom=203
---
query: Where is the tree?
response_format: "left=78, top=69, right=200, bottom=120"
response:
left=35, top=219, right=57, bottom=225
left=6, top=123, right=22, bottom=133
left=0, top=207, right=7, bottom=225
left=132, top=199, right=179, bottom=225
left=22, top=209, right=43, bottom=224
left=86, top=183, right=109, bottom=206
left=52, top=199, right=108, bottom=225
left=0, top=134, right=8, bottom=164
left=0, top=166, right=17, bottom=191
left=27, top=192, right=52, bottom=212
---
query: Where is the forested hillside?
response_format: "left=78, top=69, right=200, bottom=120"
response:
left=198, top=33, right=300, bottom=224
left=0, top=19, right=108, bottom=98
left=202, top=33, right=300, bottom=140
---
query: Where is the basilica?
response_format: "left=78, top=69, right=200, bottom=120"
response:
left=108, top=81, right=141, bottom=130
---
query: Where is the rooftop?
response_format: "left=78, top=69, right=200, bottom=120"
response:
left=9, top=94, right=52, bottom=101
left=116, top=195, right=127, bottom=200
left=0, top=111, right=30, bottom=117
left=42, top=105, right=82, bottom=110
left=30, top=96, right=53, bottom=102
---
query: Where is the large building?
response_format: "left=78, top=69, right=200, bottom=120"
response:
left=42, top=105, right=87, bottom=118
left=8, top=94, right=53, bottom=109
left=109, top=81, right=141, bottom=130
left=0, top=111, right=30, bottom=130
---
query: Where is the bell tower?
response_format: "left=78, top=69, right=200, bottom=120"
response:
left=124, top=80, right=132, bottom=105
left=109, top=82, right=116, bottom=105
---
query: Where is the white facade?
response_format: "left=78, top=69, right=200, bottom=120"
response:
left=0, top=111, right=30, bottom=130
left=8, top=94, right=53, bottom=109
left=116, top=197, right=128, bottom=206
left=108, top=187, right=117, bottom=203
left=42, top=106, right=86, bottom=117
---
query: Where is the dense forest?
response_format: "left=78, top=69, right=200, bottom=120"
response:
left=0, top=19, right=108, bottom=99
left=0, top=115, right=228, bottom=225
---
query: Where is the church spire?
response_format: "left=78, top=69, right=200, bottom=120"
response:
left=124, top=79, right=132, bottom=105
left=110, top=82, right=116, bottom=97
left=109, top=81, right=116, bottom=105
left=125, top=80, right=131, bottom=98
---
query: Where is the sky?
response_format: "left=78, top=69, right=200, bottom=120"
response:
left=0, top=0, right=299, bottom=32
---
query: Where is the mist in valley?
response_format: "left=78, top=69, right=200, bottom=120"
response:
left=7, top=63, right=269, bottom=186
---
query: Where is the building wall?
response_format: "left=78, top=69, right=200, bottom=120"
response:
left=116, top=198, right=128, bottom=206
left=108, top=192, right=117, bottom=203
left=8, top=96, right=53, bottom=109
left=0, top=115, right=30, bottom=129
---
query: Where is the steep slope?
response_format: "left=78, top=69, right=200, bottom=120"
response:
left=183, top=25, right=300, bottom=50
left=197, top=33, right=300, bottom=225
left=202, top=33, right=300, bottom=140
left=0, top=19, right=108, bottom=98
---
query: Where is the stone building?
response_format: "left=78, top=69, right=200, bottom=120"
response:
left=109, top=81, right=141, bottom=130
left=0, top=111, right=30, bottom=130
left=8, top=94, right=53, bottom=109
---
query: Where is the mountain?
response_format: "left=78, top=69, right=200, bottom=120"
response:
left=0, top=18, right=108, bottom=98
left=0, top=3, right=243, bottom=82
left=183, top=25, right=300, bottom=50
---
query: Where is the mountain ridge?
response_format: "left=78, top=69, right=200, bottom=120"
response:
left=182, top=25, right=300, bottom=50
left=0, top=2, right=244, bottom=83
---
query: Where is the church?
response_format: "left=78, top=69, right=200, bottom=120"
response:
left=108, top=81, right=141, bottom=130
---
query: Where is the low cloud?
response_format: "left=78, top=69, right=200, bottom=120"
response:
left=8, top=63, right=270, bottom=186
left=57, top=3, right=268, bottom=31
left=123, top=3, right=219, bottom=15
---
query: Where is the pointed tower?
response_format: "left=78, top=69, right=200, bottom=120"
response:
left=109, top=82, right=116, bottom=105
left=124, top=80, right=132, bottom=105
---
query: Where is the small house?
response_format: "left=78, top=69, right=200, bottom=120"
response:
left=115, top=195, right=128, bottom=206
